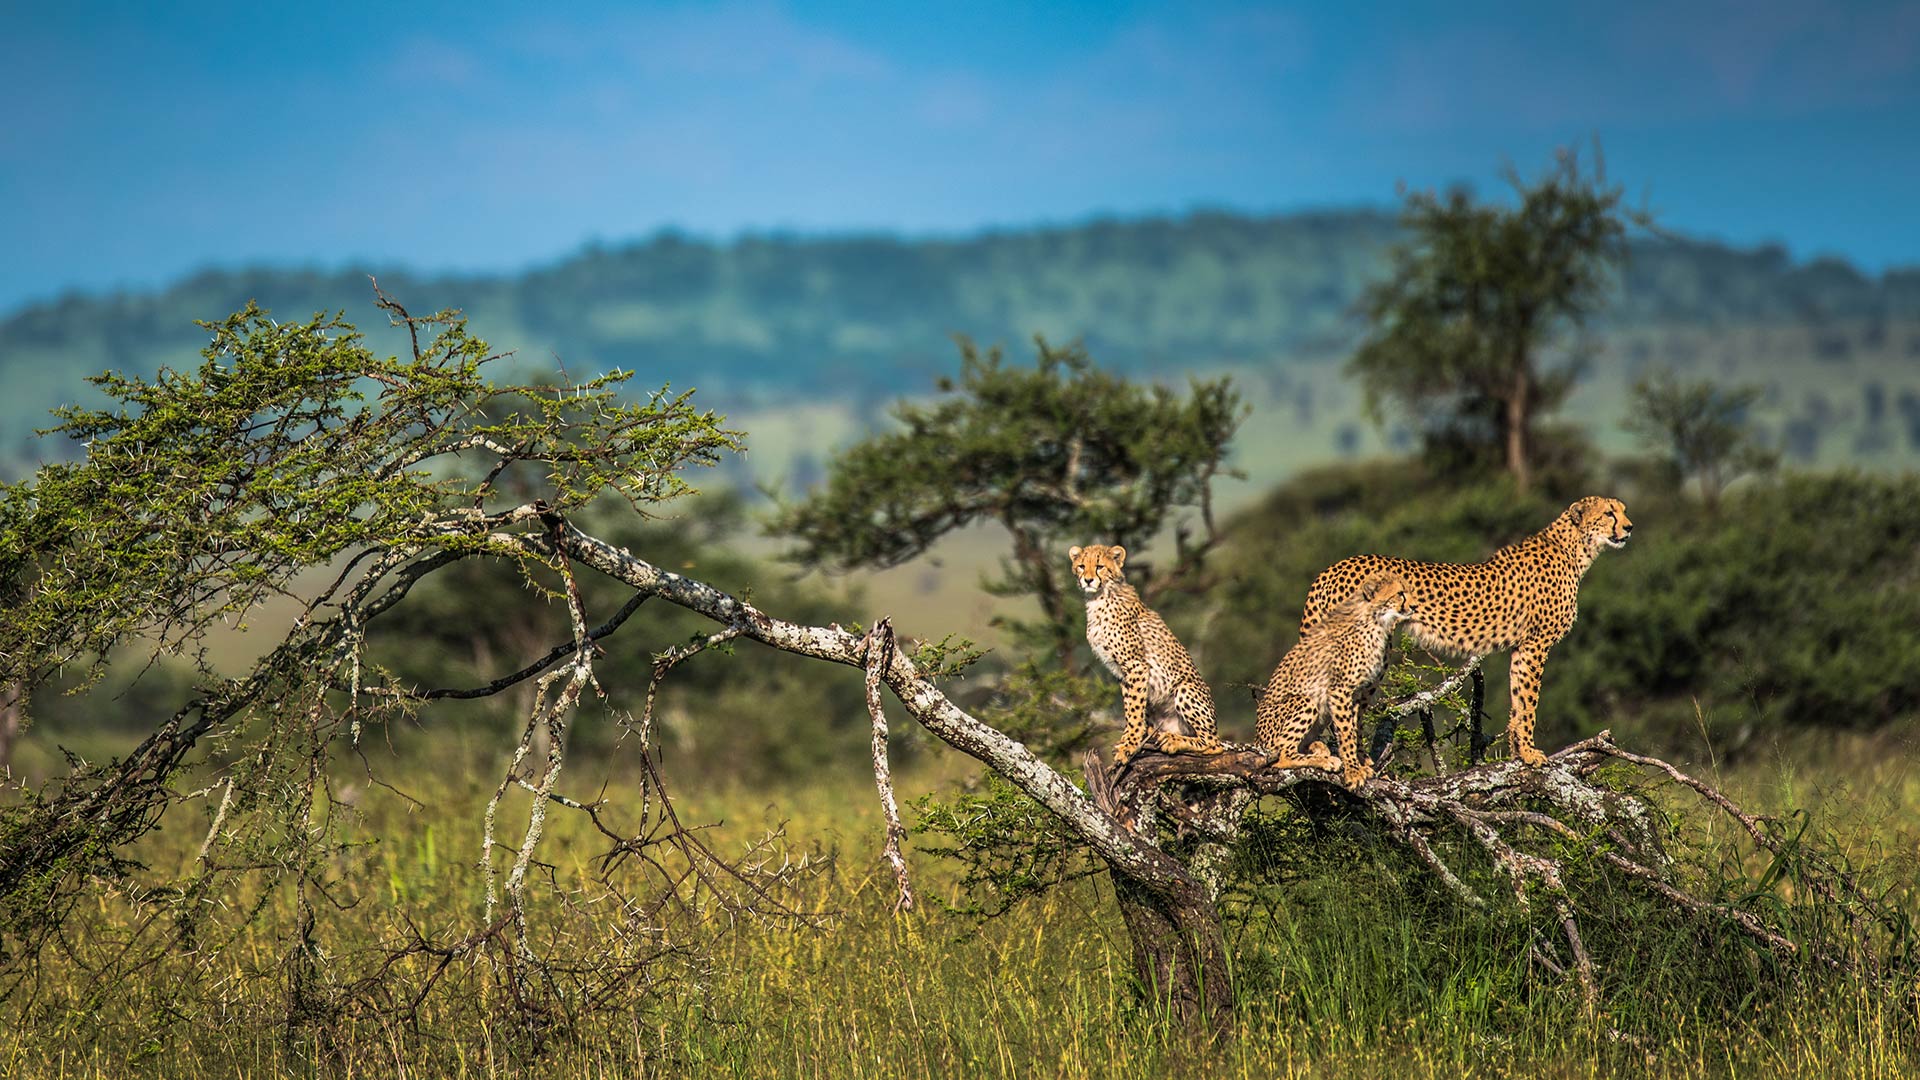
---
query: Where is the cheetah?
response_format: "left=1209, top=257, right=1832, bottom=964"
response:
left=1257, top=570, right=1418, bottom=789
left=1068, top=544, right=1223, bottom=768
left=1298, top=496, right=1633, bottom=767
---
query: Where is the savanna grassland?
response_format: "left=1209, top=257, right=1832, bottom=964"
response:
left=7, top=458, right=1920, bottom=1079
left=6, top=186, right=1920, bottom=1079
left=2, top=720, right=1918, bottom=1079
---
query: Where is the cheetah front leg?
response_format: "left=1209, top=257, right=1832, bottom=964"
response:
left=1506, top=641, right=1552, bottom=767
left=1111, top=663, right=1153, bottom=768
left=1330, top=690, right=1373, bottom=789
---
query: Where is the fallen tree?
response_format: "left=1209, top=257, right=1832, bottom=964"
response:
left=1096, top=729, right=1906, bottom=1012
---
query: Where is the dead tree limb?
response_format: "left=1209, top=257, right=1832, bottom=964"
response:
left=502, top=512, right=1916, bottom=1022
left=520, top=514, right=1237, bottom=1029
left=863, top=619, right=915, bottom=912
left=1099, top=724, right=1907, bottom=1006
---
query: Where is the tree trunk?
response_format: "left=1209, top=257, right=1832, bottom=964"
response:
left=1700, top=463, right=1722, bottom=514
left=1112, top=875, right=1234, bottom=1027
left=1083, top=752, right=1234, bottom=1029
left=0, top=681, right=20, bottom=772
left=1506, top=361, right=1532, bottom=493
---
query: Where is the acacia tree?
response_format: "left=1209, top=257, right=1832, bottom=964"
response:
left=774, top=337, right=1244, bottom=676
left=1625, top=369, right=1779, bottom=511
left=1350, top=150, right=1638, bottom=492
left=0, top=296, right=1905, bottom=1038
left=0, top=296, right=775, bottom=1025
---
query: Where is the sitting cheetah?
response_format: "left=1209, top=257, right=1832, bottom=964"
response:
left=1257, top=570, right=1418, bottom=789
left=1298, top=497, right=1632, bottom=767
left=1068, top=544, right=1223, bottom=767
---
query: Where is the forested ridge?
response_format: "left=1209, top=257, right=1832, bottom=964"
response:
left=5, top=210, right=1917, bottom=472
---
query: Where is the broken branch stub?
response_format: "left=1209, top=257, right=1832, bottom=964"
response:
left=863, top=619, right=915, bottom=912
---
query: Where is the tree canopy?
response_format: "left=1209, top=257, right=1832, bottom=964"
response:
left=1625, top=368, right=1779, bottom=509
left=0, top=296, right=733, bottom=695
left=1349, top=149, right=1639, bottom=492
left=774, top=337, right=1243, bottom=671
left=0, top=292, right=741, bottom=991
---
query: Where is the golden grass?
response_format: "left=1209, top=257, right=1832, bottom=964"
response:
left=2, top=727, right=1917, bottom=1079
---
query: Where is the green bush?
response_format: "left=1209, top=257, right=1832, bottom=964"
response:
left=1174, top=464, right=1920, bottom=756
left=1558, top=472, right=1920, bottom=746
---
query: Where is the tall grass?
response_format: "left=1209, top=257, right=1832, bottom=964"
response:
left=2, top=730, right=1916, bottom=1078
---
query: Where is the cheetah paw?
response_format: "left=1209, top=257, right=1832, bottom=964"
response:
left=1342, top=761, right=1375, bottom=790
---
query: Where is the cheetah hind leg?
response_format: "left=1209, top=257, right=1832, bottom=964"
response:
left=1150, top=683, right=1224, bottom=756
left=1305, top=740, right=1340, bottom=770
left=1266, top=740, right=1341, bottom=773
left=1259, top=695, right=1342, bottom=775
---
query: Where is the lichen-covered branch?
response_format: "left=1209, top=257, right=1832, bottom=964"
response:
left=518, top=515, right=1236, bottom=1026
left=1103, top=720, right=1904, bottom=1008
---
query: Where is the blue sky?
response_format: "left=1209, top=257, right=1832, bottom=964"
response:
left=2, top=0, right=1916, bottom=313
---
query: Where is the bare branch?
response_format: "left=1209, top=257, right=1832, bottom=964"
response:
left=194, top=778, right=236, bottom=865
left=1093, top=725, right=1890, bottom=1003
left=379, top=589, right=650, bottom=702
left=1382, top=656, right=1485, bottom=719
left=523, top=518, right=1206, bottom=898
left=863, top=619, right=915, bottom=912
left=370, top=276, right=423, bottom=363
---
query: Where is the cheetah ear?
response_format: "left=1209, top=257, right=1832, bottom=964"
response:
left=1067, top=545, right=1082, bottom=560
left=1568, top=501, right=1588, bottom=527
left=1110, top=545, right=1127, bottom=567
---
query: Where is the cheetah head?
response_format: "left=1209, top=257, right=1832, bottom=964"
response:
left=1568, top=496, right=1634, bottom=551
left=1066, top=544, right=1128, bottom=595
left=1355, top=570, right=1418, bottom=628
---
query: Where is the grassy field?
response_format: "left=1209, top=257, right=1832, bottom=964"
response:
left=3, top=720, right=1917, bottom=1079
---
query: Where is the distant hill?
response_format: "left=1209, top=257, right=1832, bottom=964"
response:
left=5, top=210, right=1918, bottom=478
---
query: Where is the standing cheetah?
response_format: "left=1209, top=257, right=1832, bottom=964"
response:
left=1068, top=544, right=1224, bottom=767
left=1257, top=570, right=1418, bottom=789
left=1298, top=497, right=1632, bottom=767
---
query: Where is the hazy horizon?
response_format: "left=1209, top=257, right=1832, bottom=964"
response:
left=7, top=200, right=1916, bottom=325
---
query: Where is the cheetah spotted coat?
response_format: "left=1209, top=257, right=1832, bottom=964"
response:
left=1257, top=570, right=1416, bottom=789
left=1297, top=497, right=1632, bottom=766
left=1069, top=544, right=1223, bottom=767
